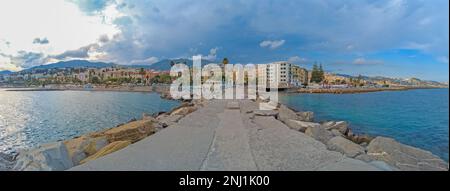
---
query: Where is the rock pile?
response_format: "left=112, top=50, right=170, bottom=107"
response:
left=9, top=100, right=204, bottom=171
left=0, top=152, right=16, bottom=171
left=366, top=137, right=448, bottom=171
left=13, top=142, right=73, bottom=171
left=273, top=104, right=448, bottom=171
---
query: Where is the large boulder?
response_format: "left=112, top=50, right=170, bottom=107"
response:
left=100, top=119, right=156, bottom=143
left=367, top=137, right=448, bottom=171
left=13, top=142, right=73, bottom=171
left=305, top=126, right=334, bottom=144
left=258, top=101, right=278, bottom=110
left=284, top=120, right=320, bottom=132
left=368, top=161, right=399, bottom=171
left=322, top=121, right=349, bottom=135
left=355, top=154, right=374, bottom=162
left=157, top=114, right=184, bottom=127
left=64, top=136, right=91, bottom=165
left=254, top=110, right=279, bottom=117
left=296, top=111, right=314, bottom=122
left=170, top=106, right=197, bottom=116
left=278, top=105, right=299, bottom=122
left=142, top=113, right=156, bottom=120
left=83, top=137, right=109, bottom=156
left=80, top=141, right=131, bottom=164
left=330, top=129, right=344, bottom=137
left=141, top=114, right=165, bottom=131
left=0, top=153, right=16, bottom=171
left=349, top=134, right=374, bottom=144
left=327, top=136, right=365, bottom=158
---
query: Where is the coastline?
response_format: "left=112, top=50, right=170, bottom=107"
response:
left=3, top=85, right=447, bottom=95
left=291, top=86, right=446, bottom=94
left=1, top=87, right=448, bottom=171
left=2, top=85, right=162, bottom=93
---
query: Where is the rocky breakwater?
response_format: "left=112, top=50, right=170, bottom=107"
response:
left=296, top=87, right=409, bottom=94
left=0, top=152, right=17, bottom=171
left=274, top=104, right=448, bottom=171
left=7, top=100, right=203, bottom=171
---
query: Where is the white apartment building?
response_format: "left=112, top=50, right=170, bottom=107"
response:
left=265, top=61, right=291, bottom=89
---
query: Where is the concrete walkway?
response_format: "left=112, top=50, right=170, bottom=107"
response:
left=70, top=100, right=382, bottom=171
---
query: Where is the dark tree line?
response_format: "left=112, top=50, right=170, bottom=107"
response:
left=311, top=63, right=325, bottom=83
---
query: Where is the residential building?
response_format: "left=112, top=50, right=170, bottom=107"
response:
left=290, top=65, right=308, bottom=87
left=265, top=61, right=291, bottom=88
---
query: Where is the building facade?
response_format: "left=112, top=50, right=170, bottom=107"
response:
left=265, top=61, right=291, bottom=88
left=290, top=65, right=309, bottom=87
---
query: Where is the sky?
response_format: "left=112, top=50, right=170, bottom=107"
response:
left=0, top=0, right=448, bottom=81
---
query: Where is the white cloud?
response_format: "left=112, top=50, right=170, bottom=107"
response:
left=353, top=58, right=384, bottom=65
left=203, top=47, right=219, bottom=61
left=130, top=56, right=160, bottom=65
left=33, top=37, right=50, bottom=45
left=0, top=54, right=22, bottom=71
left=259, top=40, right=285, bottom=49
left=288, top=56, right=307, bottom=64
left=0, top=0, right=118, bottom=66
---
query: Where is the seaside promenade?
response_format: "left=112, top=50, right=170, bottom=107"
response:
left=70, top=100, right=385, bottom=171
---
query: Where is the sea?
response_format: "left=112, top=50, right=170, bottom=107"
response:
left=280, top=88, right=449, bottom=161
left=0, top=90, right=180, bottom=154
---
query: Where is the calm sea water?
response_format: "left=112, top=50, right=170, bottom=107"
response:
left=280, top=88, right=449, bottom=161
left=0, top=90, right=180, bottom=154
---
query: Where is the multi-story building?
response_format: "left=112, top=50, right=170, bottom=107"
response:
left=265, top=61, right=291, bottom=89
left=290, top=65, right=308, bottom=87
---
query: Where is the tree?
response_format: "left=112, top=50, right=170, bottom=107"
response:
left=311, top=63, right=325, bottom=83
left=318, top=64, right=324, bottom=82
left=91, top=76, right=101, bottom=84
left=311, top=63, right=318, bottom=83
left=151, top=74, right=172, bottom=84
left=356, top=75, right=364, bottom=87
left=222, top=58, right=229, bottom=65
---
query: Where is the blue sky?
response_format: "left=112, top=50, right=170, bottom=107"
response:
left=0, top=0, right=448, bottom=81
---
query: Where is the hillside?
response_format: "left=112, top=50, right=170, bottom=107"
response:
left=137, top=58, right=214, bottom=71
left=0, top=70, right=14, bottom=75
left=22, top=60, right=115, bottom=72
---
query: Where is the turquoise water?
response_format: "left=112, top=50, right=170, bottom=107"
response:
left=0, top=90, right=180, bottom=154
left=280, top=88, right=449, bottom=161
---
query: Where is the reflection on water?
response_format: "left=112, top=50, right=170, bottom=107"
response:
left=0, top=90, right=180, bottom=154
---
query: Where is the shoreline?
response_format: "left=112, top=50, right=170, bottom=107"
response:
left=1, top=88, right=448, bottom=171
left=291, top=86, right=446, bottom=94
left=2, top=85, right=157, bottom=93
left=2, top=84, right=447, bottom=94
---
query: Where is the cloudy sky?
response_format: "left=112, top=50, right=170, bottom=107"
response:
left=0, top=0, right=448, bottom=81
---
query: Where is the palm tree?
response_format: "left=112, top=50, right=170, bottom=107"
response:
left=222, top=58, right=229, bottom=65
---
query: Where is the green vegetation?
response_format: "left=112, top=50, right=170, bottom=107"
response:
left=222, top=58, right=229, bottom=65
left=311, top=63, right=325, bottom=83
left=348, top=75, right=366, bottom=87
left=151, top=74, right=172, bottom=84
